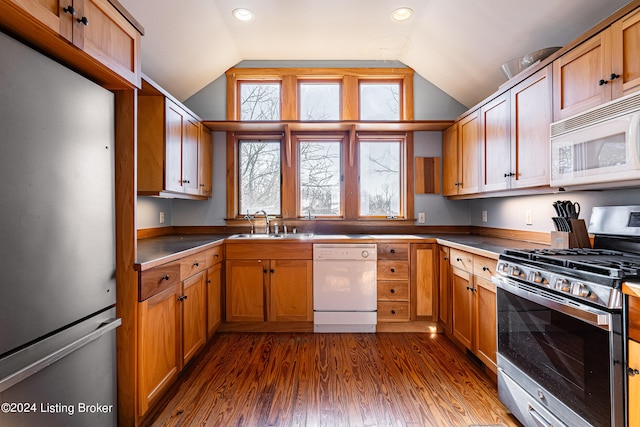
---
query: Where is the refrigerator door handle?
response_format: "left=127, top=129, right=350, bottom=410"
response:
left=0, top=317, right=121, bottom=393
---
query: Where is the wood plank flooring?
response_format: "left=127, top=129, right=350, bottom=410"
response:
left=148, top=332, right=520, bottom=427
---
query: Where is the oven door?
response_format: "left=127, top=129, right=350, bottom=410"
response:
left=495, top=277, right=624, bottom=426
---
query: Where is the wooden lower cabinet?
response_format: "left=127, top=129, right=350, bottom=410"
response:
left=629, top=339, right=640, bottom=426
left=438, top=246, right=452, bottom=334
left=137, top=284, right=180, bottom=417
left=448, top=247, right=498, bottom=375
left=206, top=262, right=223, bottom=337
left=225, top=254, right=313, bottom=322
left=411, top=243, right=436, bottom=320
left=377, top=242, right=411, bottom=322
left=181, top=271, right=207, bottom=365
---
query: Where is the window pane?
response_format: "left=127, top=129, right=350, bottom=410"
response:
left=239, top=82, right=281, bottom=120
left=360, top=82, right=400, bottom=120
left=300, top=83, right=340, bottom=120
left=299, top=141, right=341, bottom=216
left=359, top=141, right=400, bottom=216
left=238, top=140, right=281, bottom=215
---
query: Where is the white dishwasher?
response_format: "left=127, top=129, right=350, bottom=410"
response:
left=313, top=243, right=377, bottom=333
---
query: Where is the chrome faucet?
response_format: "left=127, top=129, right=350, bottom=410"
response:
left=243, top=210, right=254, bottom=234
left=254, top=210, right=269, bottom=234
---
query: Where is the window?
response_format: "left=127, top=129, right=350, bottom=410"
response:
left=238, top=140, right=281, bottom=215
left=299, top=139, right=342, bottom=216
left=299, top=82, right=340, bottom=120
left=359, top=82, right=401, bottom=120
left=359, top=139, right=402, bottom=217
left=239, top=82, right=281, bottom=120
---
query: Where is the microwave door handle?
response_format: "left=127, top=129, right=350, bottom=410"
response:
left=632, top=112, right=640, bottom=168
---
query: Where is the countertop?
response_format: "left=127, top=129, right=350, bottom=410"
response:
left=135, top=232, right=549, bottom=271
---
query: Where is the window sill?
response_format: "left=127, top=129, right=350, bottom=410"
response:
left=203, top=120, right=452, bottom=133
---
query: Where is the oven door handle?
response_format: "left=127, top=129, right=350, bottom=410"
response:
left=495, top=277, right=612, bottom=331
left=527, top=405, right=552, bottom=427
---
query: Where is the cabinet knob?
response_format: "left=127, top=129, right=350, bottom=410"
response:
left=162, top=275, right=170, bottom=281
left=443, top=256, right=448, bottom=261
left=214, top=254, right=219, bottom=258
left=390, top=289, right=395, bottom=293
left=193, top=262, right=199, bottom=267
left=63, top=5, right=75, bottom=15
left=178, top=295, right=188, bottom=302
left=390, top=268, right=396, bottom=273
left=598, top=79, right=608, bottom=86
left=390, top=249, right=395, bottom=254
left=391, top=310, right=396, bottom=315
left=207, top=279, right=211, bottom=284
left=263, top=269, right=267, bottom=273
left=628, top=367, right=640, bottom=376
left=77, top=16, right=89, bottom=26
left=456, top=257, right=462, bottom=262
left=503, top=173, right=509, bottom=178
left=270, top=269, right=275, bottom=273
left=482, top=266, right=490, bottom=271
left=610, top=73, right=620, bottom=81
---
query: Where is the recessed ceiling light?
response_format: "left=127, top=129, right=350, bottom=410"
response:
left=391, top=7, right=413, bottom=22
left=232, top=8, right=254, bottom=21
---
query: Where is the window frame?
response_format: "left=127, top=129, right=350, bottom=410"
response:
left=297, top=79, right=343, bottom=121
left=236, top=79, right=283, bottom=121
left=358, top=79, right=403, bottom=121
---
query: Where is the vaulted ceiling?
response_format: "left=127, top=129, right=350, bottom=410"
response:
left=119, top=0, right=632, bottom=110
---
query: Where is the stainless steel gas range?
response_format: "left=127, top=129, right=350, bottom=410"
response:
left=492, top=205, right=640, bottom=427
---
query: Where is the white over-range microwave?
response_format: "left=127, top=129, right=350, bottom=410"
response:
left=550, top=91, right=640, bottom=188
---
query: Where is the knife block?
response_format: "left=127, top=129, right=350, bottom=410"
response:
left=551, top=219, right=591, bottom=249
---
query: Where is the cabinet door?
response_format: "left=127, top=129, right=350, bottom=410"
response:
left=206, top=263, right=222, bottom=338
left=137, top=284, right=180, bottom=416
left=269, top=259, right=312, bottom=321
left=629, top=339, right=640, bottom=427
left=474, top=276, right=497, bottom=374
left=181, top=271, right=207, bottom=366
left=480, top=93, right=510, bottom=193
left=442, top=124, right=459, bottom=196
left=511, top=65, right=552, bottom=189
left=451, top=267, right=473, bottom=350
left=7, top=0, right=72, bottom=38
left=553, top=33, right=611, bottom=120
left=75, top=0, right=140, bottom=87
left=182, top=112, right=200, bottom=195
left=165, top=100, right=184, bottom=193
left=199, top=126, right=213, bottom=196
left=611, top=9, right=640, bottom=99
left=458, top=111, right=480, bottom=195
left=438, top=246, right=451, bottom=335
left=225, top=259, right=265, bottom=321
left=412, top=244, right=435, bottom=320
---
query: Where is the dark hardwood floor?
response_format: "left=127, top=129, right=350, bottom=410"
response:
left=148, top=332, right=521, bottom=427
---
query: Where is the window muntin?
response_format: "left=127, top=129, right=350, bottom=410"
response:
left=359, top=140, right=401, bottom=217
left=238, top=140, right=281, bottom=215
left=299, top=140, right=342, bottom=216
left=359, top=82, right=401, bottom=120
left=299, top=82, right=340, bottom=120
left=239, top=82, right=281, bottom=120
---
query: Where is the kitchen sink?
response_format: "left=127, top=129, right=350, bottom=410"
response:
left=228, top=233, right=314, bottom=240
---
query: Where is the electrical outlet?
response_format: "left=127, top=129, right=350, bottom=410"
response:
left=482, top=210, right=488, bottom=223
left=159, top=211, right=165, bottom=224
left=418, top=212, right=426, bottom=224
left=526, top=210, right=533, bottom=225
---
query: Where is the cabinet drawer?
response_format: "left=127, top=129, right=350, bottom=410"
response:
left=377, top=281, right=409, bottom=301
left=473, top=255, right=497, bottom=281
left=377, top=260, right=409, bottom=281
left=139, top=262, right=180, bottom=301
left=377, top=243, right=409, bottom=260
left=630, top=295, right=640, bottom=342
left=206, top=245, right=224, bottom=267
left=450, top=248, right=473, bottom=273
left=180, top=252, right=207, bottom=280
left=377, top=301, right=410, bottom=322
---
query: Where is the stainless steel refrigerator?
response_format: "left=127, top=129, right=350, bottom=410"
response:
left=0, top=31, right=120, bottom=426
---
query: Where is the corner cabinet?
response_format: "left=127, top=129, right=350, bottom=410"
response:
left=0, top=0, right=141, bottom=88
left=225, top=242, right=313, bottom=323
left=553, top=7, right=640, bottom=120
left=442, top=111, right=480, bottom=196
left=138, top=78, right=213, bottom=200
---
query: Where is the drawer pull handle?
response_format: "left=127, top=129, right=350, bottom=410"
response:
left=207, top=279, right=211, bottom=284
left=193, top=262, right=199, bottom=267
left=390, top=268, right=396, bottom=273
left=390, top=249, right=395, bottom=254
left=456, top=257, right=462, bottom=262
left=391, top=310, right=396, bottom=315
left=482, top=266, right=489, bottom=271
left=77, top=16, right=89, bottom=26
left=63, top=5, right=75, bottom=15
left=390, top=289, right=395, bottom=293
left=628, top=368, right=640, bottom=376
left=162, top=275, right=170, bottom=281
left=214, top=254, right=219, bottom=258
left=178, top=295, right=188, bottom=302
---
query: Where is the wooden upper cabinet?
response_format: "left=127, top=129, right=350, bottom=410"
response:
left=2, top=0, right=141, bottom=88
left=442, top=123, right=459, bottom=196
left=510, top=65, right=552, bottom=189
left=458, top=111, right=480, bottom=195
left=554, top=8, right=640, bottom=120
left=480, top=93, right=510, bottom=193
left=199, top=127, right=213, bottom=197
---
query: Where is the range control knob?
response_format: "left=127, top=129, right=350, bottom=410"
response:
left=572, top=282, right=592, bottom=298
left=510, top=266, right=522, bottom=277
left=555, top=278, right=571, bottom=292
left=497, top=263, right=509, bottom=274
left=529, top=271, right=543, bottom=283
